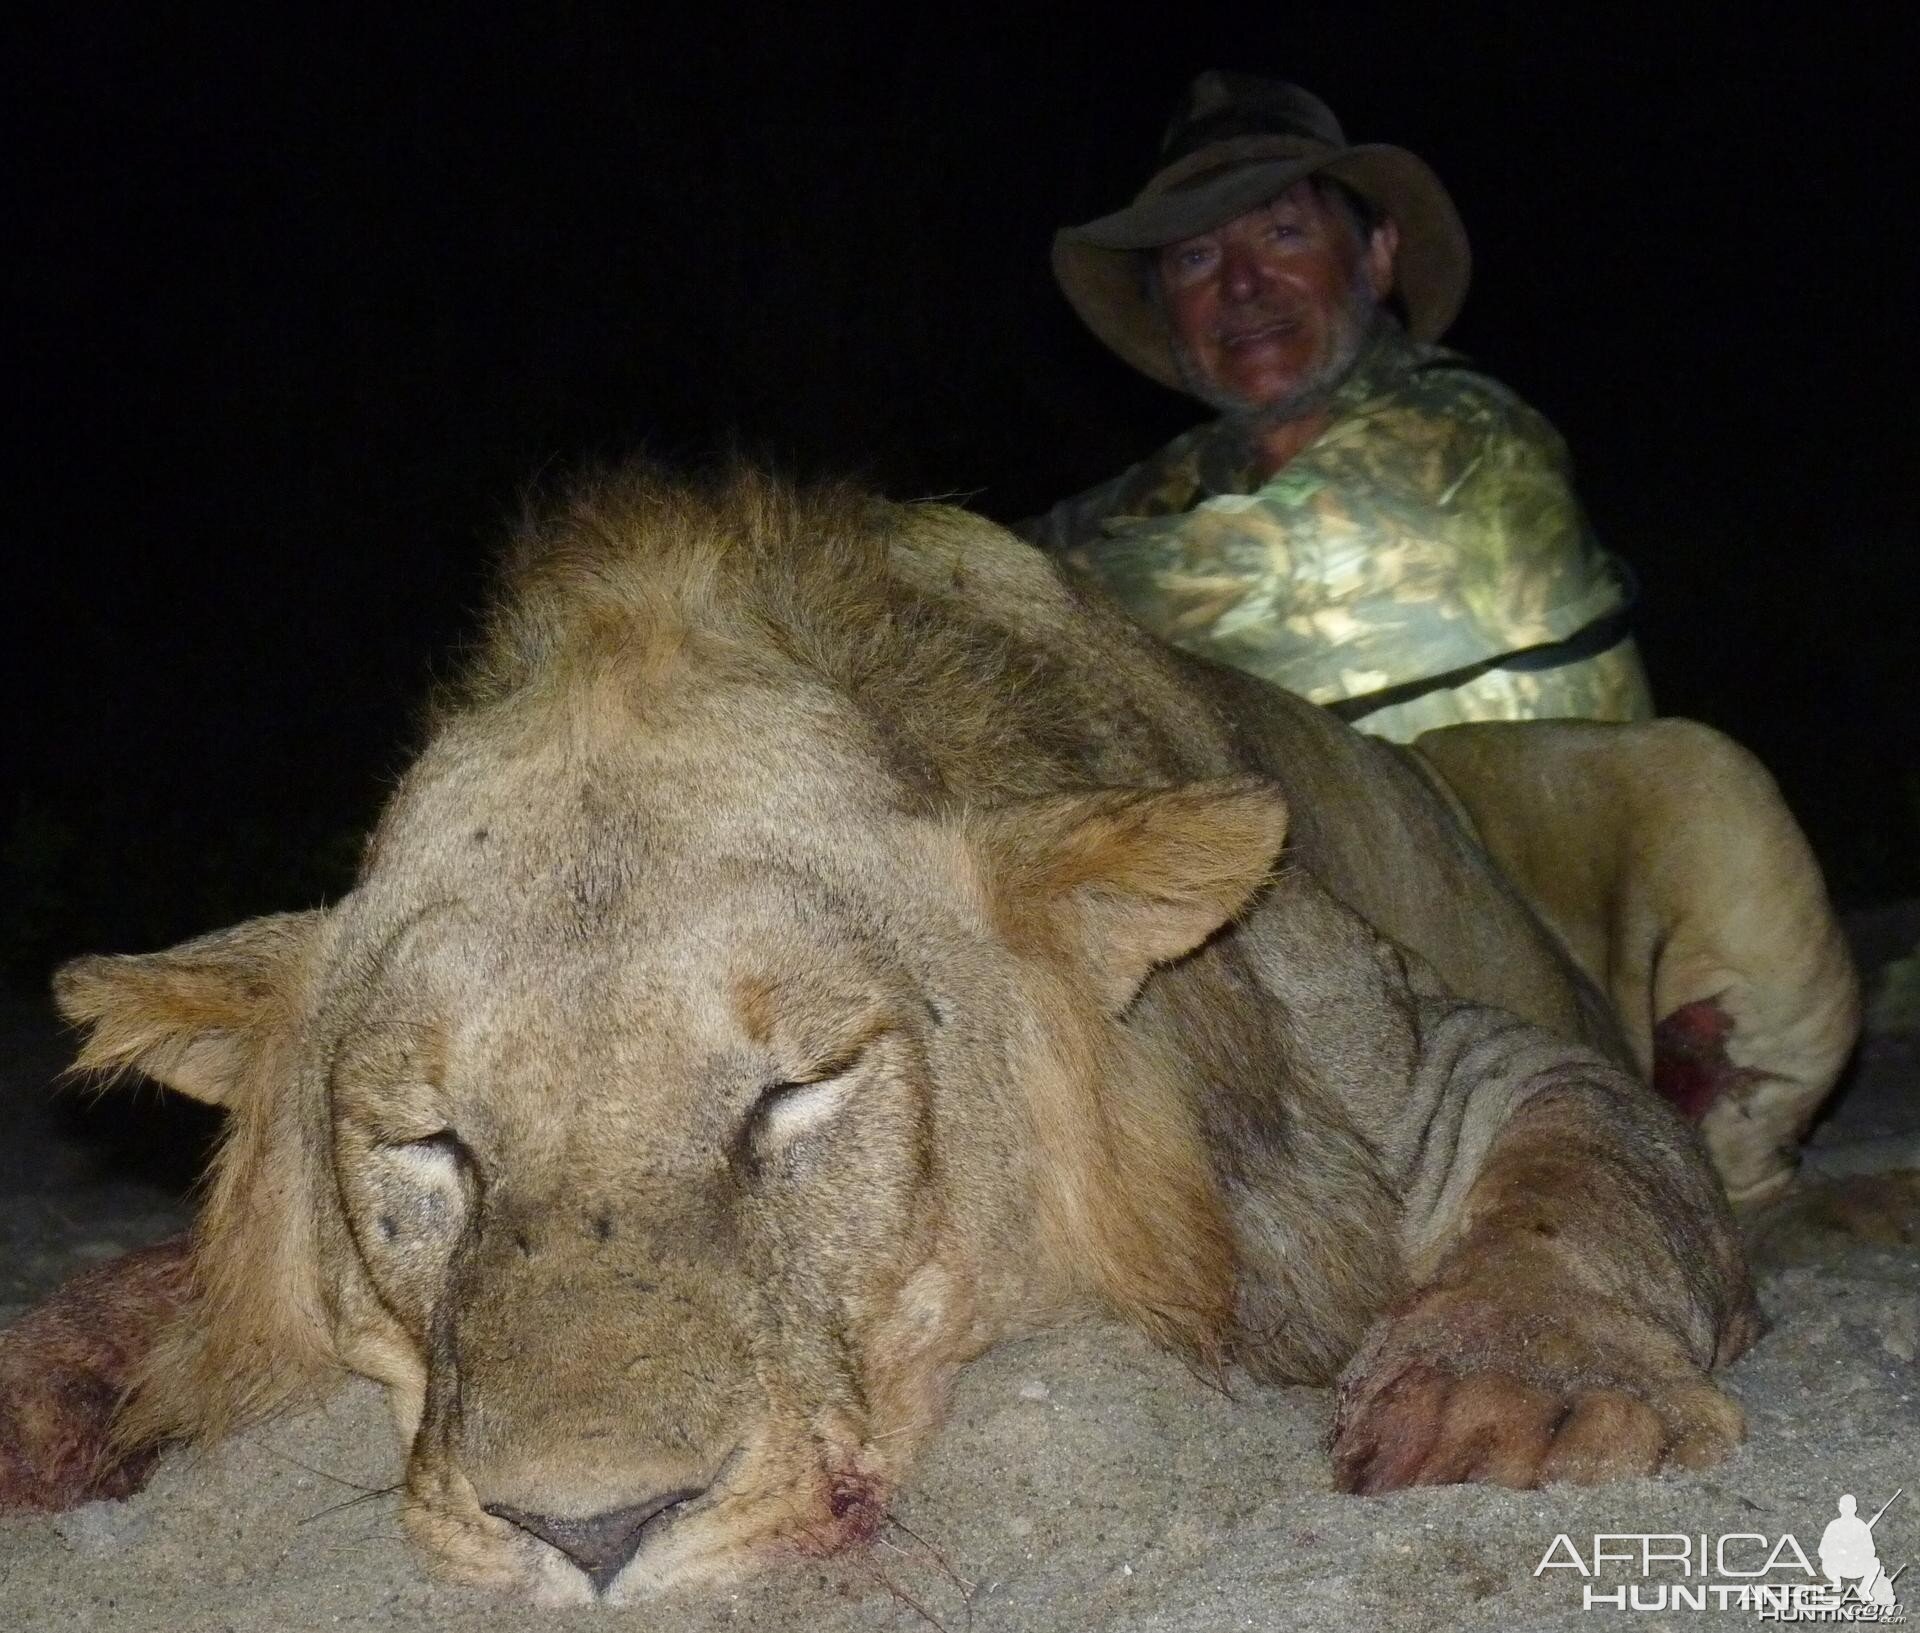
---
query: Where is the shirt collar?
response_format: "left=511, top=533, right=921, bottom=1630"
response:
left=1192, top=319, right=1446, bottom=495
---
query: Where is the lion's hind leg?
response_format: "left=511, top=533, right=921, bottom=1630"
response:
left=1411, top=718, right=1860, bottom=1204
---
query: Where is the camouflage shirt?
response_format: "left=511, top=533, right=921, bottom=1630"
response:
left=1019, top=325, right=1651, bottom=742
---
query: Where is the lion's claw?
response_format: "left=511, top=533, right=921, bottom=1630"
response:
left=1331, top=1304, right=1746, bottom=1494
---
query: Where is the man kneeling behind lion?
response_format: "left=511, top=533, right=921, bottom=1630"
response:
left=0, top=471, right=1856, bottom=1602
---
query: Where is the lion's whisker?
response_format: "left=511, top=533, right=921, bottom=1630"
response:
left=233, top=1428, right=395, bottom=1495
left=881, top=1511, right=975, bottom=1614
left=298, top=1482, right=405, bottom=1525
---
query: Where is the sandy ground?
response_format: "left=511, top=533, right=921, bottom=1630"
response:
left=2, top=909, right=1916, bottom=1631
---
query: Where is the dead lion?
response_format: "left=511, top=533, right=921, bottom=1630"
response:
left=3, top=470, right=1857, bottom=1603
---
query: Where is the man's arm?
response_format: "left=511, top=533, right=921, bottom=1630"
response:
left=1011, top=495, right=1085, bottom=555
left=1013, top=428, right=1208, bottom=556
left=1083, top=370, right=1647, bottom=734
left=1013, top=472, right=1131, bottom=555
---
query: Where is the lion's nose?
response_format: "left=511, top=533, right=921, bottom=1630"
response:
left=485, top=1488, right=701, bottom=1593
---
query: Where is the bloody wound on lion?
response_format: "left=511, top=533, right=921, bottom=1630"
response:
left=0, top=1235, right=192, bottom=1511
left=1652, top=999, right=1762, bottom=1124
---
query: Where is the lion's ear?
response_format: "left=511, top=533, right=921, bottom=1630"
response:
left=53, top=911, right=326, bottom=1106
left=971, top=777, right=1289, bottom=1011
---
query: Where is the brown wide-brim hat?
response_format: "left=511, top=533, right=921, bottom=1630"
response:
left=1053, top=73, right=1471, bottom=392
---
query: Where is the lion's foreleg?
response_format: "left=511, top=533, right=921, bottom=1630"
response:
left=0, top=1235, right=193, bottom=1510
left=1331, top=999, right=1762, bottom=1493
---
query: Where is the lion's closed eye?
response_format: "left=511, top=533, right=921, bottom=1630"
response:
left=385, top=1127, right=474, bottom=1170
left=371, top=1126, right=477, bottom=1192
left=362, top=1125, right=477, bottom=1250
left=747, top=1053, right=864, bottom=1160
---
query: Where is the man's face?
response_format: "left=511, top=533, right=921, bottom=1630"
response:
left=1155, top=181, right=1398, bottom=420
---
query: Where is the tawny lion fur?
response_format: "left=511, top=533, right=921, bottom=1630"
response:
left=25, top=468, right=1856, bottom=1603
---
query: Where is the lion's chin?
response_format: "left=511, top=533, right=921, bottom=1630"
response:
left=401, top=1441, right=894, bottom=1603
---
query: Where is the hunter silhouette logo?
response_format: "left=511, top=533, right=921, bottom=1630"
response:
left=1820, top=1493, right=1905, bottom=1612
left=1534, top=1487, right=1907, bottom=1618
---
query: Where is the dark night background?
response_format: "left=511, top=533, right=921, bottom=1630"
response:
left=6, top=4, right=1915, bottom=988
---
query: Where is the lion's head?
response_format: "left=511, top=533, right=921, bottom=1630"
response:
left=55, top=472, right=1289, bottom=1602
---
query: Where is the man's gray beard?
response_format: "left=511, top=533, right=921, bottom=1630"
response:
left=1171, top=273, right=1385, bottom=430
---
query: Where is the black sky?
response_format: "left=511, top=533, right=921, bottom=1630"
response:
left=6, top=4, right=1915, bottom=975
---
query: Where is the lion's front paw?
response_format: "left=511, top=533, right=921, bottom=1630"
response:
left=1330, top=1292, right=1745, bottom=1494
left=1330, top=1359, right=1743, bottom=1493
